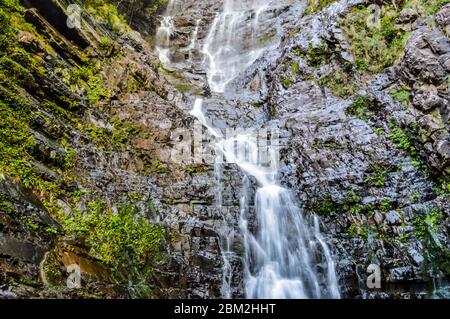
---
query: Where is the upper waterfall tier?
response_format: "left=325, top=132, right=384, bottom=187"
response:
left=203, top=0, right=280, bottom=92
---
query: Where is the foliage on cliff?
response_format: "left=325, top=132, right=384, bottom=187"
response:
left=0, top=0, right=166, bottom=297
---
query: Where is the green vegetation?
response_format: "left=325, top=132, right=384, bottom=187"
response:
left=282, top=77, right=292, bottom=88
left=318, top=69, right=359, bottom=99
left=390, top=86, right=411, bottom=106
left=364, top=164, right=390, bottom=187
left=84, top=117, right=140, bottom=150
left=375, top=127, right=385, bottom=135
left=0, top=0, right=169, bottom=297
left=149, top=160, right=167, bottom=174
left=341, top=0, right=449, bottom=76
left=62, top=65, right=111, bottom=105
left=298, top=42, right=333, bottom=68
left=305, top=0, right=337, bottom=15
left=175, top=84, right=190, bottom=92
left=311, top=197, right=335, bottom=215
left=185, top=165, right=207, bottom=174
left=63, top=201, right=166, bottom=290
left=291, top=62, right=299, bottom=75
left=389, top=123, right=422, bottom=168
left=345, top=95, right=377, bottom=121
left=82, top=0, right=130, bottom=34
left=426, top=0, right=450, bottom=14
left=379, top=198, right=393, bottom=213
left=348, top=223, right=369, bottom=239
left=413, top=208, right=450, bottom=277
left=145, top=0, right=170, bottom=14
left=341, top=2, right=412, bottom=75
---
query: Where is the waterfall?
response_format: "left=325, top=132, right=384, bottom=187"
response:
left=202, top=0, right=278, bottom=92
left=161, top=0, right=341, bottom=299
left=155, top=0, right=179, bottom=65
left=198, top=0, right=340, bottom=299
left=189, top=98, right=340, bottom=298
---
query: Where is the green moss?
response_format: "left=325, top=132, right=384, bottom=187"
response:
left=318, top=69, right=359, bottom=99
left=364, top=164, right=390, bottom=187
left=268, top=103, right=276, bottom=117
left=427, top=0, right=450, bottom=14
left=144, top=0, right=170, bottom=14
left=84, top=117, right=139, bottom=150
left=184, top=166, right=207, bottom=174
left=291, top=62, right=299, bottom=75
left=60, top=138, right=77, bottom=169
left=175, top=84, right=190, bottom=92
left=66, top=65, right=111, bottom=105
left=150, top=160, right=167, bottom=174
left=300, top=41, right=333, bottom=68
left=341, top=3, right=412, bottom=75
left=0, top=193, right=13, bottom=213
left=390, top=86, right=411, bottom=106
left=379, top=198, right=393, bottom=213
left=82, top=0, right=130, bottom=34
left=311, top=197, right=336, bottom=215
left=413, top=207, right=450, bottom=277
left=282, top=77, right=292, bottom=88
left=305, top=0, right=337, bottom=14
left=348, top=223, right=369, bottom=239
left=389, top=123, right=420, bottom=162
left=345, top=95, right=377, bottom=121
left=111, top=117, right=140, bottom=146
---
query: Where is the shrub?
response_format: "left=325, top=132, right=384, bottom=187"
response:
left=63, top=201, right=166, bottom=279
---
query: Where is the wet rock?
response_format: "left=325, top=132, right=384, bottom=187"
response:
left=396, top=8, right=419, bottom=31
left=436, top=4, right=450, bottom=33
left=400, top=28, right=448, bottom=85
left=374, top=212, right=384, bottom=225
left=17, top=30, right=46, bottom=54
left=412, top=84, right=445, bottom=112
left=388, top=266, right=415, bottom=282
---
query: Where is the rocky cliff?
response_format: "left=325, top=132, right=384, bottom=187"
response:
left=0, top=0, right=449, bottom=299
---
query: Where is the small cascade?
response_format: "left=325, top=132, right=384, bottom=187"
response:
left=184, top=19, right=201, bottom=61
left=202, top=0, right=279, bottom=92
left=155, top=16, right=175, bottom=65
left=155, top=0, right=179, bottom=65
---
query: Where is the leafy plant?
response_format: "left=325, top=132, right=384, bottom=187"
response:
left=345, top=95, right=377, bottom=121
left=63, top=201, right=166, bottom=280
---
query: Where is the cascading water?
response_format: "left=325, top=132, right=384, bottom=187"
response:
left=162, top=0, right=341, bottom=298
left=197, top=0, right=340, bottom=299
left=190, top=99, right=340, bottom=298
left=155, top=0, right=179, bottom=65
left=202, top=0, right=279, bottom=92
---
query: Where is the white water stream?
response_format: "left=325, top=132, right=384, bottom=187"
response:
left=159, top=0, right=341, bottom=299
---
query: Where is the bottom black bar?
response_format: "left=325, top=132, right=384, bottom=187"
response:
left=0, top=299, right=448, bottom=318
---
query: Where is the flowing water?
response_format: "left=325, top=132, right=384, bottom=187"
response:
left=202, top=0, right=280, bottom=92
left=155, top=0, right=179, bottom=65
left=161, top=0, right=341, bottom=299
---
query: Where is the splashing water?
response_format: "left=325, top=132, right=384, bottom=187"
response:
left=155, top=0, right=180, bottom=65
left=190, top=98, right=341, bottom=299
left=155, top=16, right=175, bottom=65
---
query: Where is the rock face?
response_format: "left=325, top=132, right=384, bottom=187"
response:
left=153, top=0, right=450, bottom=298
left=1, top=0, right=449, bottom=299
